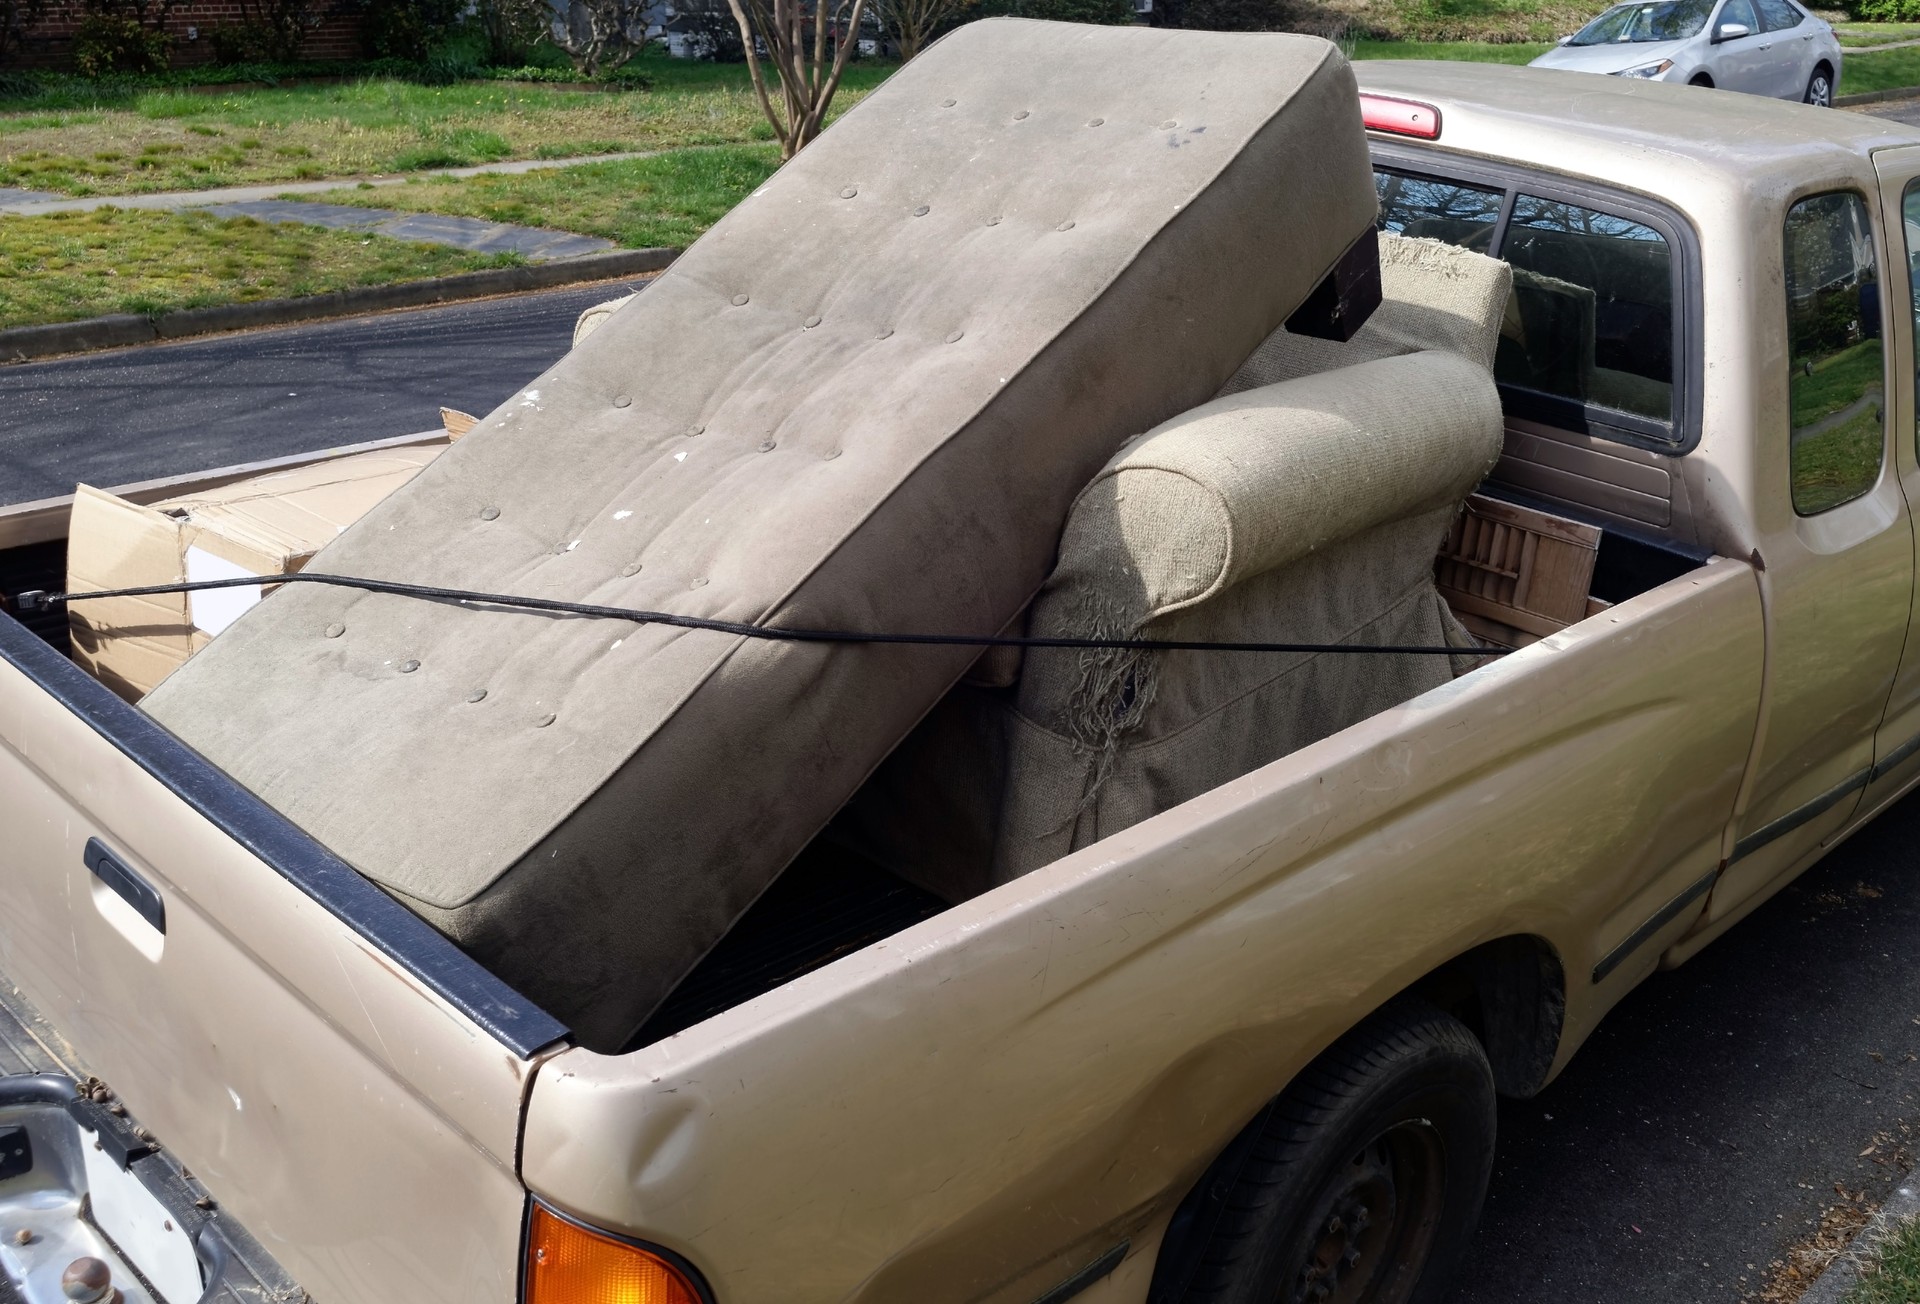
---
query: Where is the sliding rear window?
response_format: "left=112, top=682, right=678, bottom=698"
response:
left=1372, top=159, right=1697, bottom=452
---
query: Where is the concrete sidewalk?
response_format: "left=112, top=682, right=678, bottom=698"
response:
left=0, top=151, right=652, bottom=262
left=196, top=199, right=614, bottom=261
left=0, top=150, right=654, bottom=217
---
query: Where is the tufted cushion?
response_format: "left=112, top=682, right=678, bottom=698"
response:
left=142, top=19, right=1378, bottom=1050
left=1222, top=233, right=1512, bottom=393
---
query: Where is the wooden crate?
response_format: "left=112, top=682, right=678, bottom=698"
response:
left=1436, top=494, right=1603, bottom=649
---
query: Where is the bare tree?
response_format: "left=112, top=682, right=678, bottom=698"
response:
left=871, top=0, right=970, bottom=60
left=725, top=0, right=867, bottom=160
left=548, top=0, right=645, bottom=76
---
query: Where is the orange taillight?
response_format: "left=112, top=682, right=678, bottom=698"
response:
left=525, top=1203, right=704, bottom=1304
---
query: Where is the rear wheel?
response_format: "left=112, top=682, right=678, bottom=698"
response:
left=1805, top=64, right=1834, bottom=106
left=1152, top=1002, right=1496, bottom=1304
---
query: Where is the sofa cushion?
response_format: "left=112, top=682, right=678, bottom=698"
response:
left=1223, top=233, right=1511, bottom=393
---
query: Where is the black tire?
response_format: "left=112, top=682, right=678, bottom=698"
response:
left=1805, top=64, right=1834, bottom=107
left=1154, top=1002, right=1496, bottom=1304
left=1689, top=73, right=1714, bottom=87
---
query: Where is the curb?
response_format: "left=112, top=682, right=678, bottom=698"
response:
left=1800, top=1175, right=1920, bottom=1302
left=1838, top=84, right=1920, bottom=105
left=0, top=246, right=678, bottom=364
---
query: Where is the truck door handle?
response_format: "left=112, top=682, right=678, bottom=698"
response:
left=84, top=839, right=165, bottom=934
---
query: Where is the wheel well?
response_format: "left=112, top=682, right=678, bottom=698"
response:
left=1690, top=72, right=1714, bottom=86
left=1405, top=934, right=1565, bottom=1099
left=1814, top=59, right=1834, bottom=79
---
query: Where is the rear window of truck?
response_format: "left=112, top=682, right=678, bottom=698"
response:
left=1374, top=163, right=1690, bottom=451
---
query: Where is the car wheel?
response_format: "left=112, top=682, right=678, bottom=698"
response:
left=1806, top=65, right=1834, bottom=106
left=1151, top=1001, right=1496, bottom=1304
left=1690, top=73, right=1714, bottom=87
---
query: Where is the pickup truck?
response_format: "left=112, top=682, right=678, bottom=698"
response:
left=1, top=30, right=1916, bottom=1304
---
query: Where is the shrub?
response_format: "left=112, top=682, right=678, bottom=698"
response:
left=351, top=0, right=465, bottom=60
left=983, top=0, right=1133, bottom=22
left=73, top=14, right=172, bottom=76
left=1853, top=0, right=1920, bottom=20
left=1169, top=0, right=1286, bottom=26
left=207, top=20, right=272, bottom=63
left=0, top=0, right=46, bottom=68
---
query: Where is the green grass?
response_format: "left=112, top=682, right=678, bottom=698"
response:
left=0, top=207, right=517, bottom=330
left=300, top=144, right=782, bottom=251
left=1351, top=38, right=1551, bottom=60
left=1835, top=20, right=1920, bottom=44
left=1793, top=403, right=1885, bottom=514
left=0, top=52, right=895, bottom=198
left=1792, top=339, right=1885, bottom=428
left=1841, top=44, right=1920, bottom=94
left=1847, top=1216, right=1920, bottom=1302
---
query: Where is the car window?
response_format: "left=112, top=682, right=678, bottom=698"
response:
left=1755, top=0, right=1802, bottom=30
left=1785, top=191, right=1884, bottom=515
left=1717, top=0, right=1759, bottom=33
left=1497, top=195, right=1674, bottom=422
left=1374, top=169, right=1502, bottom=253
left=1906, top=182, right=1920, bottom=467
left=1568, top=0, right=1714, bottom=44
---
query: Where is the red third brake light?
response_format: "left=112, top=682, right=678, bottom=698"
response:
left=1359, top=94, right=1442, bottom=140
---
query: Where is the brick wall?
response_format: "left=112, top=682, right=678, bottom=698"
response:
left=15, top=1, right=366, bottom=69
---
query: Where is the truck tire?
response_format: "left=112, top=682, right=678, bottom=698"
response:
left=1154, top=1002, right=1496, bottom=1304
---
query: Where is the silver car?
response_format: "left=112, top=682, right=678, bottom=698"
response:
left=1529, top=0, right=1843, bottom=104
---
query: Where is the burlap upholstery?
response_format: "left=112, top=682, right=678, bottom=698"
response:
left=839, top=242, right=1513, bottom=903
left=1222, top=233, right=1511, bottom=393
left=844, top=354, right=1505, bottom=901
left=142, top=20, right=1378, bottom=1051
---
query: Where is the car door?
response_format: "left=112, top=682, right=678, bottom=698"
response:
left=1860, top=147, right=1920, bottom=815
left=1708, top=0, right=1774, bottom=92
left=1754, top=0, right=1815, bottom=97
left=1708, top=181, right=1915, bottom=922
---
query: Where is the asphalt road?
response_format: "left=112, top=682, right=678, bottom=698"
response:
left=1449, top=794, right=1920, bottom=1303
left=0, top=279, right=643, bottom=506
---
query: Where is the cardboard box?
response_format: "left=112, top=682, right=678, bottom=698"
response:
left=68, top=445, right=445, bottom=701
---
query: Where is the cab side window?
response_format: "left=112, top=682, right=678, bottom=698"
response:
left=1755, top=0, right=1802, bottom=30
left=1904, top=181, right=1920, bottom=466
left=1498, top=195, right=1674, bottom=422
left=1785, top=191, right=1884, bottom=515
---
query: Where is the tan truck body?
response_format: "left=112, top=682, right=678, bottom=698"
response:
left=4, top=59, right=1920, bottom=1304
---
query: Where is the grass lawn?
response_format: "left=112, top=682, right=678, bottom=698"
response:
left=0, top=53, right=892, bottom=198
left=1834, top=20, right=1920, bottom=44
left=1792, top=339, right=1884, bottom=429
left=1847, top=1216, right=1920, bottom=1301
left=0, top=207, right=517, bottom=330
left=302, top=145, right=781, bottom=251
left=1351, top=38, right=1550, bottom=60
left=1842, top=44, right=1920, bottom=93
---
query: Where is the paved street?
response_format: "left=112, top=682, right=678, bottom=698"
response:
left=1855, top=95, right=1920, bottom=128
left=1450, top=793, right=1920, bottom=1303
left=0, top=280, right=640, bottom=505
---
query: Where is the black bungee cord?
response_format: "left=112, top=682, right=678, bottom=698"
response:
left=6, top=572, right=1509, bottom=658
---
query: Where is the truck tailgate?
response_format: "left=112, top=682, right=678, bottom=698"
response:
left=0, top=613, right=566, bottom=1304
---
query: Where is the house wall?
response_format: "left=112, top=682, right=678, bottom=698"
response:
left=12, top=1, right=365, bottom=69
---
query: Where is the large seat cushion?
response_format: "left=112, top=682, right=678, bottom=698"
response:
left=142, top=20, right=1378, bottom=1050
left=1223, top=233, right=1512, bottom=392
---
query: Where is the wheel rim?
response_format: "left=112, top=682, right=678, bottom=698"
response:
left=1811, top=75, right=1831, bottom=106
left=1286, top=1119, right=1448, bottom=1304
